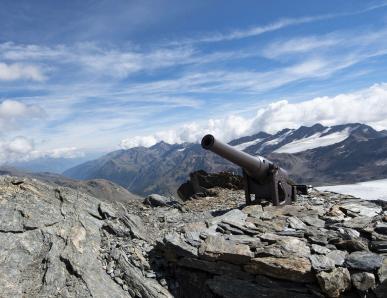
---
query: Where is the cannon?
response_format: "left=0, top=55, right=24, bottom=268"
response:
left=201, top=134, right=299, bottom=206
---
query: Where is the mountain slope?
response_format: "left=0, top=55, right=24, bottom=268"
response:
left=64, top=123, right=387, bottom=196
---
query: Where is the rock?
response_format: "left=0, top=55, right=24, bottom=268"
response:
left=206, top=275, right=307, bottom=298
left=163, top=232, right=198, bottom=259
left=287, top=217, right=307, bottom=230
left=242, top=205, right=263, bottom=218
left=207, top=209, right=247, bottom=227
left=345, top=251, right=383, bottom=271
left=121, top=214, right=148, bottom=240
left=309, top=255, right=336, bottom=271
left=339, top=201, right=382, bottom=217
left=311, top=244, right=331, bottom=255
left=261, top=237, right=311, bottom=258
left=143, top=194, right=172, bottom=207
left=342, top=216, right=373, bottom=229
left=316, top=267, right=351, bottom=298
left=371, top=240, right=387, bottom=254
left=198, top=235, right=253, bottom=264
left=244, top=257, right=313, bottom=283
left=379, top=257, right=387, bottom=283
left=99, top=202, right=117, bottom=219
left=375, top=222, right=387, bottom=235
left=326, top=250, right=347, bottom=266
left=333, top=239, right=369, bottom=252
left=178, top=257, right=252, bottom=280
left=301, top=215, right=325, bottom=228
left=351, top=272, right=375, bottom=291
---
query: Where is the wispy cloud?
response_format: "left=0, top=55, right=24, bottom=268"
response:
left=169, top=2, right=387, bottom=45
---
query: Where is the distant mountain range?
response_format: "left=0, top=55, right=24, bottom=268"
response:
left=63, top=123, right=387, bottom=196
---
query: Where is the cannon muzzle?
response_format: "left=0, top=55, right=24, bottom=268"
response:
left=201, top=134, right=272, bottom=181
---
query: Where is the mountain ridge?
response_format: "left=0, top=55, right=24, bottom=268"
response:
left=62, top=122, right=387, bottom=196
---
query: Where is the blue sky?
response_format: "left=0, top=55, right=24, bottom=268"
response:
left=1, top=0, right=387, bottom=161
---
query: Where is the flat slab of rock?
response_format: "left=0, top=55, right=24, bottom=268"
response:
left=345, top=251, right=383, bottom=271
left=244, top=257, right=313, bottom=283
left=199, top=235, right=253, bottom=265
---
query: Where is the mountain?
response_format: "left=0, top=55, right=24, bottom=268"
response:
left=6, top=154, right=102, bottom=174
left=63, top=123, right=387, bottom=196
left=0, top=167, right=141, bottom=203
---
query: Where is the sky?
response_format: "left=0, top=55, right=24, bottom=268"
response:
left=1, top=0, right=387, bottom=163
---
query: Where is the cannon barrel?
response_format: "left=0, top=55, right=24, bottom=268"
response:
left=201, top=134, right=272, bottom=181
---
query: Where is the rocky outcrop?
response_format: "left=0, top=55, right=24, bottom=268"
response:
left=1, top=175, right=386, bottom=297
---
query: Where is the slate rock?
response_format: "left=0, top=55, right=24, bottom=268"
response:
left=351, top=272, right=375, bottom=292
left=163, top=232, right=198, bottom=259
left=311, top=244, right=331, bottom=255
left=309, top=255, right=336, bottom=271
left=287, top=217, right=307, bottom=230
left=375, top=222, right=387, bottom=235
left=143, top=194, right=172, bottom=207
left=301, top=215, right=325, bottom=228
left=198, top=235, right=253, bottom=265
left=326, top=250, right=347, bottom=266
left=371, top=240, right=387, bottom=254
left=316, top=267, right=351, bottom=298
left=345, top=251, right=383, bottom=271
left=244, top=257, right=313, bottom=283
left=339, top=201, right=382, bottom=217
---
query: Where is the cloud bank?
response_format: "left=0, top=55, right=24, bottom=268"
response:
left=121, top=83, right=387, bottom=148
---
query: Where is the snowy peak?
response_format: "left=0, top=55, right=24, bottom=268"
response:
left=234, top=123, right=383, bottom=155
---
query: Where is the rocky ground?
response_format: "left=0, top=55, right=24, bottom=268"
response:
left=0, top=175, right=386, bottom=297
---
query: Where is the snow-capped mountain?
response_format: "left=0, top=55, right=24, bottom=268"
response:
left=61, top=123, right=387, bottom=196
left=236, top=123, right=380, bottom=156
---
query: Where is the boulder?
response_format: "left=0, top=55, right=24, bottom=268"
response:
left=351, top=272, right=375, bottom=292
left=143, top=194, right=173, bottom=207
left=316, top=268, right=351, bottom=298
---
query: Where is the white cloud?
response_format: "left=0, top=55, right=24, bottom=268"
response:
left=120, top=83, right=387, bottom=148
left=0, top=62, right=46, bottom=81
left=0, top=99, right=46, bottom=130
left=0, top=136, right=84, bottom=164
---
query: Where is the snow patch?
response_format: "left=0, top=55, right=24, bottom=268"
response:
left=274, top=128, right=351, bottom=154
left=257, top=130, right=293, bottom=153
left=317, top=179, right=387, bottom=201
left=233, top=139, right=263, bottom=151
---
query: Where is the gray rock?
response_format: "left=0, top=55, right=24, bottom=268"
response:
left=287, top=216, right=307, bottom=230
left=262, top=237, right=311, bottom=258
left=207, top=209, right=247, bottom=227
left=351, top=272, right=375, bottom=292
left=301, top=215, right=325, bottom=228
left=244, top=257, right=313, bottom=283
left=342, top=216, right=373, bottom=229
left=338, top=201, right=382, bottom=217
left=99, top=202, right=117, bottom=219
left=326, top=250, right=347, bottom=266
left=345, top=251, right=383, bottom=271
left=311, top=244, right=331, bottom=255
left=309, top=255, right=336, bottom=271
left=316, top=267, right=351, bottom=298
left=163, top=232, right=198, bottom=259
left=198, top=235, right=253, bottom=265
left=0, top=177, right=127, bottom=298
left=375, top=222, right=387, bottom=235
left=143, top=194, right=172, bottom=207
left=371, top=240, right=387, bottom=254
